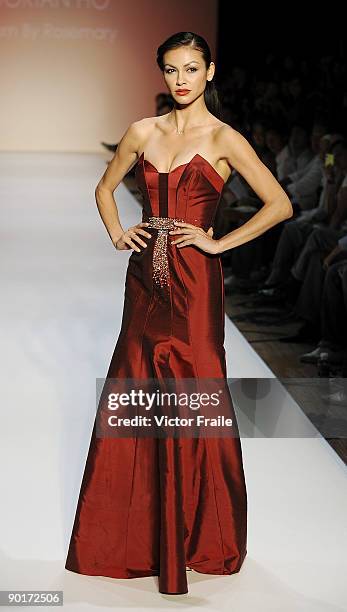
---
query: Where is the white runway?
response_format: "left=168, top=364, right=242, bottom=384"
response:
left=1, top=152, right=346, bottom=611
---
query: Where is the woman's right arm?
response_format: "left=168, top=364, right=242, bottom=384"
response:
left=95, top=120, right=151, bottom=251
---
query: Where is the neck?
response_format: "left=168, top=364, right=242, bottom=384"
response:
left=170, top=95, right=210, bottom=132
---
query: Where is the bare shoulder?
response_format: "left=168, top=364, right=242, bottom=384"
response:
left=215, top=123, right=250, bottom=154
left=95, top=116, right=155, bottom=192
left=131, top=115, right=157, bottom=132
left=124, top=116, right=154, bottom=151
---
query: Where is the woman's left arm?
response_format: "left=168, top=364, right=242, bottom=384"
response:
left=215, top=126, right=293, bottom=254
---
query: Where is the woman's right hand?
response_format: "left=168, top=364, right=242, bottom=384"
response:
left=115, top=222, right=152, bottom=252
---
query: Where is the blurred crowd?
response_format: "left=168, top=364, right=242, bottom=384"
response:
left=213, top=51, right=347, bottom=387
left=102, top=50, right=347, bottom=392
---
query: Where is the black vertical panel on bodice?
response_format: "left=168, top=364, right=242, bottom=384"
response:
left=158, top=173, right=168, bottom=217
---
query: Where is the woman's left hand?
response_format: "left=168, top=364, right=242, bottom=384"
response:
left=169, top=221, right=220, bottom=254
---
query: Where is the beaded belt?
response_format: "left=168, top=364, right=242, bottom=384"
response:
left=146, top=216, right=185, bottom=288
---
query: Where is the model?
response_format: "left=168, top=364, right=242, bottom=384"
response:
left=65, top=31, right=293, bottom=595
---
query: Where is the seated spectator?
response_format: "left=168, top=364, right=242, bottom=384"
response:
left=300, top=252, right=347, bottom=363
left=260, top=137, right=345, bottom=289
left=223, top=122, right=314, bottom=214
left=280, top=121, right=329, bottom=211
left=223, top=124, right=329, bottom=286
left=295, top=134, right=345, bottom=223
left=221, top=117, right=279, bottom=208
left=249, top=118, right=276, bottom=175
left=274, top=141, right=347, bottom=341
left=284, top=123, right=314, bottom=174
left=265, top=124, right=291, bottom=180
left=279, top=226, right=347, bottom=342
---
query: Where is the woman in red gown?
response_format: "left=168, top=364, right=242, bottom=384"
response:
left=65, top=32, right=293, bottom=595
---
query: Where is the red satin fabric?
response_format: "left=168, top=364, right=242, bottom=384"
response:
left=65, top=153, right=248, bottom=594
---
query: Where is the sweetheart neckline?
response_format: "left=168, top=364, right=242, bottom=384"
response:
left=137, top=151, right=227, bottom=187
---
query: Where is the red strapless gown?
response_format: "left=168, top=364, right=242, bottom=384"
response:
left=65, top=152, right=248, bottom=594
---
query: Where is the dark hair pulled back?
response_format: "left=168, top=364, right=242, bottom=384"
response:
left=156, top=31, right=222, bottom=119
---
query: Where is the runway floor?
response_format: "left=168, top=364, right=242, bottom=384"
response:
left=0, top=152, right=346, bottom=611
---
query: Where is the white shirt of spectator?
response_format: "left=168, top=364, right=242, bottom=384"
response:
left=286, top=155, right=324, bottom=210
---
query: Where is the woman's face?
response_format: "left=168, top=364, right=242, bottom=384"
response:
left=162, top=47, right=214, bottom=105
